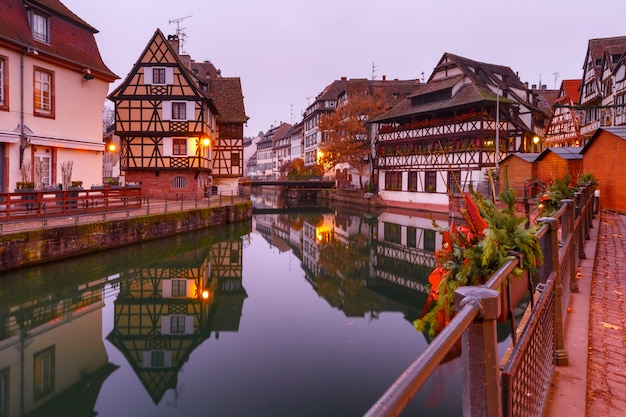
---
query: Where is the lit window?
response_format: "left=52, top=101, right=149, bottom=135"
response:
left=30, top=12, right=49, bottom=43
left=172, top=138, right=187, bottom=156
left=33, top=346, right=54, bottom=401
left=34, top=68, right=54, bottom=117
left=0, top=56, right=7, bottom=111
left=172, top=102, right=186, bottom=120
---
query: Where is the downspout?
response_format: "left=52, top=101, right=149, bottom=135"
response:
left=19, top=50, right=26, bottom=168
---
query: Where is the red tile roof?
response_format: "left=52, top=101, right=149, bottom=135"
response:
left=0, top=0, right=117, bottom=81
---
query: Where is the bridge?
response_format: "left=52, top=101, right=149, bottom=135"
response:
left=249, top=179, right=335, bottom=189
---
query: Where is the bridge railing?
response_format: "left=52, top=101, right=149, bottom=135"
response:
left=364, top=184, right=595, bottom=417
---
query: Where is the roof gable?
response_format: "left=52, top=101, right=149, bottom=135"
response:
left=582, top=126, right=626, bottom=153
left=108, top=29, right=207, bottom=101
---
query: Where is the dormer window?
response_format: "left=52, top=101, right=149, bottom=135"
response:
left=29, top=10, right=50, bottom=44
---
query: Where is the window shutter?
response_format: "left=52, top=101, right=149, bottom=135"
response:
left=162, top=101, right=171, bottom=120
left=163, top=137, right=172, bottom=156
left=166, top=67, right=174, bottom=85
left=144, top=67, right=153, bottom=84
left=186, top=101, right=195, bottom=121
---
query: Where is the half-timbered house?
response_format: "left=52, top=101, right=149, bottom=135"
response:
left=371, top=53, right=548, bottom=212
left=106, top=236, right=245, bottom=403
left=544, top=80, right=583, bottom=147
left=578, top=36, right=626, bottom=140
left=108, top=29, right=247, bottom=197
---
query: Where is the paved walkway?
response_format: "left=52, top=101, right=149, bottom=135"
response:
left=544, top=210, right=626, bottom=417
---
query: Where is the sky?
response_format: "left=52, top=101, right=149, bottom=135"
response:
left=62, top=0, right=626, bottom=138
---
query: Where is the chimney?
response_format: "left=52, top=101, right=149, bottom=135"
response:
left=382, top=75, right=387, bottom=81
left=531, top=84, right=537, bottom=90
left=167, top=34, right=180, bottom=55
left=341, top=76, right=347, bottom=81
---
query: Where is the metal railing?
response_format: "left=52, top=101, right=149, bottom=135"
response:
left=364, top=184, right=595, bottom=417
left=0, top=187, right=251, bottom=234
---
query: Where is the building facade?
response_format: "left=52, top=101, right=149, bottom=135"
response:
left=371, top=53, right=548, bottom=211
left=108, top=30, right=246, bottom=197
left=0, top=0, right=117, bottom=191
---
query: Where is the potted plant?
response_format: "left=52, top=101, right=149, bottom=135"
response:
left=415, top=171, right=543, bottom=336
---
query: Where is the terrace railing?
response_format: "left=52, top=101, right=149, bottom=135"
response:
left=364, top=184, right=595, bottom=417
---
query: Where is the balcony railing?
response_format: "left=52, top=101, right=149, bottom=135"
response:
left=377, top=118, right=512, bottom=143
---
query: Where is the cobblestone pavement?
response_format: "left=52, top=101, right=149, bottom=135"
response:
left=586, top=210, right=626, bottom=416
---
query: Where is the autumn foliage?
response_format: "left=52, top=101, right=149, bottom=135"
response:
left=317, top=88, right=388, bottom=188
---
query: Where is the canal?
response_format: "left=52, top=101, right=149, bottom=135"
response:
left=0, top=198, right=516, bottom=416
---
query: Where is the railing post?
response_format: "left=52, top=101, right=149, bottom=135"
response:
left=561, top=199, right=578, bottom=292
left=579, top=187, right=590, bottom=239
left=538, top=217, right=568, bottom=366
left=455, top=286, right=502, bottom=417
left=574, top=192, right=585, bottom=260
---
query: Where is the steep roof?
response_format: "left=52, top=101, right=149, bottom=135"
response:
left=430, top=53, right=527, bottom=90
left=209, top=77, right=248, bottom=124
left=561, top=79, right=581, bottom=104
left=0, top=0, right=117, bottom=81
left=585, top=36, right=626, bottom=77
left=501, top=152, right=540, bottom=163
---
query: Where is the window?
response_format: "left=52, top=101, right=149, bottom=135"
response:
left=30, top=11, right=49, bottom=43
left=153, top=68, right=166, bottom=84
left=34, top=68, right=54, bottom=117
left=383, top=222, right=401, bottom=244
left=0, top=56, right=7, bottom=111
left=171, top=279, right=186, bottom=297
left=425, top=171, right=437, bottom=192
left=231, top=152, right=240, bottom=166
left=448, top=170, right=461, bottom=195
left=172, top=138, right=187, bottom=156
left=151, top=351, right=165, bottom=367
left=172, top=176, right=187, bottom=189
left=385, top=171, right=402, bottom=191
left=34, top=153, right=51, bottom=187
left=407, top=226, right=417, bottom=248
left=0, top=367, right=8, bottom=417
left=172, top=102, right=186, bottom=120
left=170, top=316, right=186, bottom=334
left=424, top=229, right=436, bottom=252
left=408, top=171, right=418, bottom=192
left=33, top=346, right=54, bottom=401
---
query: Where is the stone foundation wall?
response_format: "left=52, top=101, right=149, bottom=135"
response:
left=0, top=202, right=251, bottom=271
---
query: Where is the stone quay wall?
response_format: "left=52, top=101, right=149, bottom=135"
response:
left=0, top=202, right=252, bottom=272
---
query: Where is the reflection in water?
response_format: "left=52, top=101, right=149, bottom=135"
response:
left=0, top=200, right=510, bottom=416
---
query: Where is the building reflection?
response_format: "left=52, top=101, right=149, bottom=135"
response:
left=0, top=223, right=251, bottom=415
left=0, top=273, right=116, bottom=417
left=253, top=201, right=450, bottom=324
left=106, top=237, right=246, bottom=404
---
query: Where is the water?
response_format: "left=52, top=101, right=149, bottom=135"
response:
left=0, top=202, right=514, bottom=417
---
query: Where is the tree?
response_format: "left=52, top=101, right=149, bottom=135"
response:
left=317, top=88, right=387, bottom=189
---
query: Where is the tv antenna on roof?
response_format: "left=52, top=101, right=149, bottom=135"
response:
left=553, top=72, right=560, bottom=89
left=169, top=15, right=192, bottom=54
left=371, top=61, right=378, bottom=80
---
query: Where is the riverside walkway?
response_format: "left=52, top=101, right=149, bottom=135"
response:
left=545, top=209, right=626, bottom=417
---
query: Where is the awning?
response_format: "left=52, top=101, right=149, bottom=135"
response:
left=28, top=135, right=104, bottom=151
left=0, top=131, right=20, bottom=143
